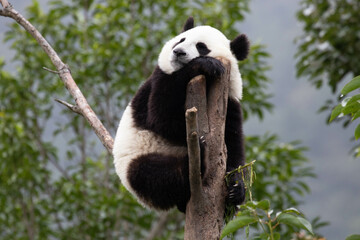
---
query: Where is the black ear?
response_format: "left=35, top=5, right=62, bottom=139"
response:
left=230, top=34, right=250, bottom=61
left=182, top=17, right=194, bottom=32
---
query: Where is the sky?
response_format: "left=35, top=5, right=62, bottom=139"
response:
left=1, top=1, right=360, bottom=239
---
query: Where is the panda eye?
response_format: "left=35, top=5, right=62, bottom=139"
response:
left=196, top=42, right=211, bottom=55
left=173, top=38, right=186, bottom=49
left=196, top=42, right=206, bottom=49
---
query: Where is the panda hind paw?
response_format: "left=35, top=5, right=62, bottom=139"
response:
left=226, top=179, right=245, bottom=206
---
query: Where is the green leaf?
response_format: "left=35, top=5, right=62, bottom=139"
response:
left=352, top=110, right=360, bottom=121
left=256, top=199, right=270, bottom=211
left=346, top=234, right=360, bottom=240
left=273, top=232, right=281, bottom=240
left=342, top=102, right=360, bottom=115
left=277, top=207, right=302, bottom=216
left=244, top=200, right=270, bottom=211
left=341, top=76, right=360, bottom=95
left=277, top=213, right=313, bottom=235
left=329, top=104, right=343, bottom=122
left=345, top=94, right=360, bottom=106
left=220, top=215, right=257, bottom=239
left=355, top=124, right=360, bottom=140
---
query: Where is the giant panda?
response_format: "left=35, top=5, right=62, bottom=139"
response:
left=113, top=17, right=249, bottom=213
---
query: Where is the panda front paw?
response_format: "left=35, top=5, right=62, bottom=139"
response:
left=190, top=56, right=225, bottom=79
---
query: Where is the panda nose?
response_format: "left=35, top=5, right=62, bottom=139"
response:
left=173, top=48, right=186, bottom=57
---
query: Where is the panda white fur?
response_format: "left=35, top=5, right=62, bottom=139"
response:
left=113, top=17, right=249, bottom=212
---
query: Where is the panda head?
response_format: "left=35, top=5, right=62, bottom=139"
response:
left=158, top=17, right=250, bottom=99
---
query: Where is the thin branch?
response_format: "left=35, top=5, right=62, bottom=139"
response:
left=0, top=3, right=114, bottom=153
left=55, top=98, right=81, bottom=115
left=146, top=211, right=171, bottom=240
left=185, top=107, right=203, bottom=200
left=42, top=66, right=59, bottom=74
left=225, top=160, right=256, bottom=177
left=0, top=0, right=10, bottom=10
left=19, top=198, right=35, bottom=240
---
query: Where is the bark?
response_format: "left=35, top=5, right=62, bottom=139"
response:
left=184, top=58, right=231, bottom=240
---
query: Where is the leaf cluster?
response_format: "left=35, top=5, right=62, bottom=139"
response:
left=296, top=0, right=360, bottom=92
left=330, top=76, right=360, bottom=155
left=221, top=200, right=313, bottom=240
left=246, top=134, right=315, bottom=212
left=295, top=0, right=360, bottom=141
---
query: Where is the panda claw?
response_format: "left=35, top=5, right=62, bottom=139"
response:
left=200, top=135, right=206, bottom=144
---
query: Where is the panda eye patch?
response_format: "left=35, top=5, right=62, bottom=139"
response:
left=196, top=42, right=211, bottom=55
left=172, top=38, right=186, bottom=49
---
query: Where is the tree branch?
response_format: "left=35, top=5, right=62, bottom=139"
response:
left=185, top=107, right=203, bottom=201
left=0, top=2, right=114, bottom=153
left=184, top=58, right=231, bottom=240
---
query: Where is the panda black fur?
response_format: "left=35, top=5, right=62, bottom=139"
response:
left=113, top=17, right=249, bottom=213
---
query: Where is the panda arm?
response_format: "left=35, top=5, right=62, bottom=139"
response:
left=131, top=79, right=152, bottom=129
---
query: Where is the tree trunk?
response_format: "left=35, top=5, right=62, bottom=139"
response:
left=184, top=58, right=231, bottom=240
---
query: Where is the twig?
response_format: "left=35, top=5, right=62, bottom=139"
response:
left=225, top=160, right=256, bottom=177
left=0, top=2, right=114, bottom=153
left=42, top=67, right=59, bottom=74
left=0, top=0, right=10, bottom=9
left=55, top=98, right=81, bottom=115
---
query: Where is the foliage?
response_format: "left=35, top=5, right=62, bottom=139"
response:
left=296, top=0, right=360, bottom=92
left=221, top=134, right=319, bottom=239
left=296, top=0, right=360, bottom=136
left=246, top=134, right=315, bottom=212
left=346, top=234, right=360, bottom=240
left=329, top=75, right=360, bottom=155
left=0, top=0, right=315, bottom=239
left=222, top=138, right=318, bottom=239
left=221, top=200, right=313, bottom=240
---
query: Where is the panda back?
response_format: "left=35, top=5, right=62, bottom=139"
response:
left=113, top=105, right=188, bottom=207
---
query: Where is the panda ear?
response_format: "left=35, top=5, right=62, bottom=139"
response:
left=230, top=34, right=250, bottom=61
left=182, top=16, right=194, bottom=32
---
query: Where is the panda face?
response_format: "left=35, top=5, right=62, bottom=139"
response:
left=170, top=37, right=211, bottom=70
left=158, top=25, right=246, bottom=100
left=159, top=26, right=235, bottom=74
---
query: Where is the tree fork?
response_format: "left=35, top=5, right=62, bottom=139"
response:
left=185, top=58, right=231, bottom=240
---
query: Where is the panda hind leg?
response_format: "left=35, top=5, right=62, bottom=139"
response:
left=127, top=153, right=190, bottom=212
